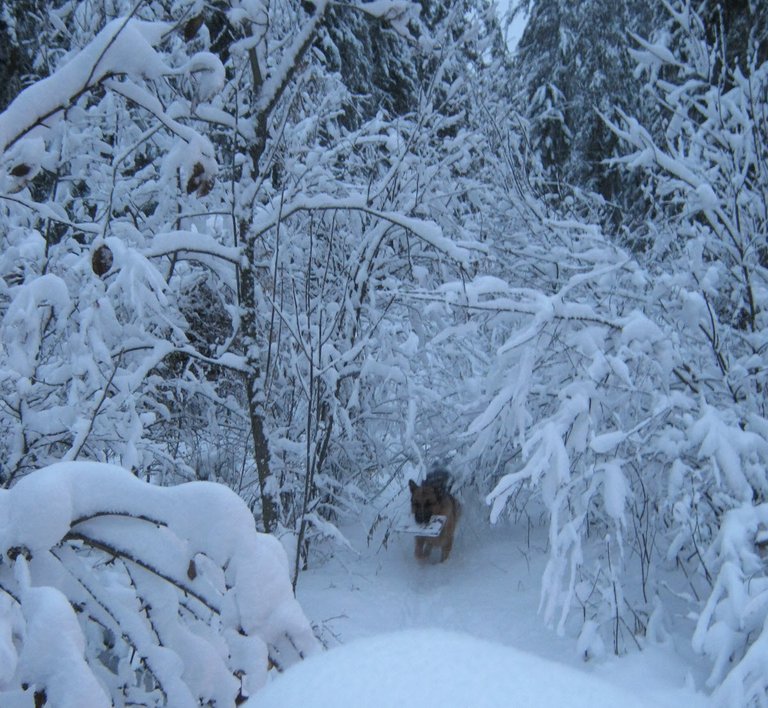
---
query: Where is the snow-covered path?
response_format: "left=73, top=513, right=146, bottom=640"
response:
left=295, top=503, right=712, bottom=707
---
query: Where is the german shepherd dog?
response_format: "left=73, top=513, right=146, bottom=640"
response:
left=408, top=469, right=459, bottom=562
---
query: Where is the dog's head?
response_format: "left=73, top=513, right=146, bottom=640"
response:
left=409, top=479, right=443, bottom=524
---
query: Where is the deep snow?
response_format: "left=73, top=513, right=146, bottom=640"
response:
left=272, top=498, right=712, bottom=707
left=251, top=628, right=662, bottom=708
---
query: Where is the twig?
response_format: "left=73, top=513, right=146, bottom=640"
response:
left=64, top=531, right=220, bottom=613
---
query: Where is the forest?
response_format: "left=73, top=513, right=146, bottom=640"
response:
left=0, top=0, right=767, bottom=704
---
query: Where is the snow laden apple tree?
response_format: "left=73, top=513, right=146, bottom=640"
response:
left=0, top=0, right=508, bottom=578
left=0, top=14, right=224, bottom=486
left=0, top=462, right=317, bottom=706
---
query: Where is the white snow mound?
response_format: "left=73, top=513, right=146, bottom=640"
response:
left=250, top=628, right=663, bottom=708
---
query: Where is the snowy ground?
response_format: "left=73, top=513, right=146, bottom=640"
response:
left=272, top=496, right=713, bottom=707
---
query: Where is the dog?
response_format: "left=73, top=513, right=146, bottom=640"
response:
left=408, top=469, right=459, bottom=562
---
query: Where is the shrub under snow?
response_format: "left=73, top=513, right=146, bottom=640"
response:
left=0, top=462, right=317, bottom=706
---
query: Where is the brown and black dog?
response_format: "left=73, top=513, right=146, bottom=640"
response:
left=408, top=470, right=459, bottom=562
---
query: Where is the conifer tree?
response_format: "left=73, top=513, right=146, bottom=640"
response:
left=513, top=0, right=660, bottom=229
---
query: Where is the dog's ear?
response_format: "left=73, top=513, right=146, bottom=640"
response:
left=408, top=479, right=418, bottom=494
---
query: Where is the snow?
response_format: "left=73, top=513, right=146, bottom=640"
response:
left=0, top=1, right=766, bottom=705
left=252, top=628, right=660, bottom=708
left=255, top=0, right=330, bottom=114
left=689, top=406, right=767, bottom=502
left=497, top=0, right=529, bottom=54
left=590, top=430, right=627, bottom=453
left=355, top=1, right=419, bottom=40
left=144, top=230, right=241, bottom=268
left=691, top=503, right=768, bottom=704
left=181, top=52, right=226, bottom=102
left=599, top=461, right=628, bottom=522
left=275, top=512, right=711, bottom=708
left=486, top=422, right=571, bottom=523
left=694, top=183, right=719, bottom=211
left=13, top=569, right=111, bottom=708
left=251, top=195, right=471, bottom=268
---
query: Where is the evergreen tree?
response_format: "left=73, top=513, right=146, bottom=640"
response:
left=0, top=0, right=51, bottom=110
left=322, top=3, right=420, bottom=125
left=512, top=0, right=660, bottom=230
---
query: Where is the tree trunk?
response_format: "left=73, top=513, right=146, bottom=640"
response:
left=239, top=221, right=280, bottom=532
left=247, top=373, right=279, bottom=533
left=235, top=4, right=330, bottom=533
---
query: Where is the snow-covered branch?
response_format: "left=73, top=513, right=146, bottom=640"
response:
left=0, top=19, right=172, bottom=153
left=250, top=194, right=472, bottom=268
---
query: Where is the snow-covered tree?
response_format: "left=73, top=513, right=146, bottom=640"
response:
left=14, top=2, right=768, bottom=703
left=398, top=3, right=768, bottom=673
left=0, top=13, right=227, bottom=486
left=512, top=0, right=661, bottom=230
left=452, top=207, right=682, bottom=655
left=0, top=0, right=513, bottom=574
left=604, top=1, right=768, bottom=701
